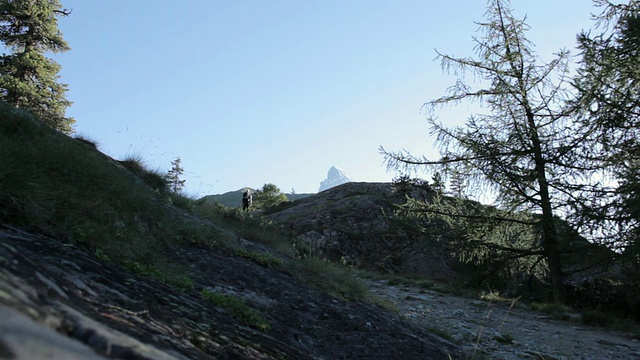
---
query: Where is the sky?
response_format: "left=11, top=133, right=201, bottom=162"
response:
left=54, top=0, right=598, bottom=196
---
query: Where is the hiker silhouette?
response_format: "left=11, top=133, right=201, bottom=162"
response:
left=242, top=189, right=252, bottom=211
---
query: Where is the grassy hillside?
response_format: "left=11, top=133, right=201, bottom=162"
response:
left=1, top=102, right=215, bottom=267
left=0, top=100, right=366, bottom=300
left=0, top=101, right=469, bottom=358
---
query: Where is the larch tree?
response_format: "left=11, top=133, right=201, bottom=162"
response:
left=0, top=0, right=74, bottom=133
left=573, top=1, right=640, bottom=259
left=381, top=0, right=598, bottom=302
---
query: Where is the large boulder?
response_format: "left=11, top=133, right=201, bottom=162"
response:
left=0, top=225, right=462, bottom=359
left=267, top=182, right=458, bottom=281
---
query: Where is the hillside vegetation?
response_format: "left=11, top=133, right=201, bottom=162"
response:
left=0, top=101, right=463, bottom=359
left=2, top=97, right=640, bottom=359
left=0, top=101, right=217, bottom=268
left=0, top=100, right=372, bottom=302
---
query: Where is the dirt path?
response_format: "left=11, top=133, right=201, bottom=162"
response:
left=367, top=279, right=640, bottom=360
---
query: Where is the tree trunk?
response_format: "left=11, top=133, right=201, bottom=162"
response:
left=540, top=198, right=565, bottom=303
left=525, top=108, right=566, bottom=302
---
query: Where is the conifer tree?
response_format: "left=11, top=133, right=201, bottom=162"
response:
left=430, top=172, right=445, bottom=194
left=0, top=0, right=74, bottom=133
left=573, top=0, right=640, bottom=256
left=166, top=157, right=186, bottom=194
left=380, top=0, right=597, bottom=302
left=448, top=170, right=467, bottom=199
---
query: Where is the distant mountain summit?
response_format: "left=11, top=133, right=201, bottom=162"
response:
left=319, top=166, right=351, bottom=192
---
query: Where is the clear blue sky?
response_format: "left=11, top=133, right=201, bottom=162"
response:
left=55, top=0, right=597, bottom=196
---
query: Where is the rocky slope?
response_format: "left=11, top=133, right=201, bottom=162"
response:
left=266, top=182, right=636, bottom=303
left=266, top=182, right=457, bottom=280
left=3, top=184, right=640, bottom=360
left=369, top=278, right=640, bottom=359
left=265, top=182, right=640, bottom=359
left=0, top=105, right=461, bottom=359
left=0, top=224, right=461, bottom=359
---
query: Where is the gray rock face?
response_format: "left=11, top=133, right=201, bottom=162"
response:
left=0, top=225, right=462, bottom=360
left=319, top=166, right=351, bottom=192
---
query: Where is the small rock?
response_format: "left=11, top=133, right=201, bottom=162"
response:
left=452, top=309, right=468, bottom=318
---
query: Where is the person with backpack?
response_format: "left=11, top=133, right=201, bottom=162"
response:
left=242, top=189, right=252, bottom=211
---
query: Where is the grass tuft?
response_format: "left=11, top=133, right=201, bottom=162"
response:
left=118, top=154, right=169, bottom=193
left=530, top=302, right=573, bottom=321
left=200, top=288, right=270, bottom=331
left=235, top=248, right=283, bottom=269
left=73, top=134, right=100, bottom=149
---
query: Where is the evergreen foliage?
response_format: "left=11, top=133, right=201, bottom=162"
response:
left=573, top=0, right=640, bottom=284
left=448, top=170, right=467, bottom=199
left=430, top=172, right=445, bottom=194
left=391, top=173, right=433, bottom=195
left=200, top=289, right=270, bottom=331
left=166, top=157, right=186, bottom=193
left=253, top=183, right=288, bottom=209
left=381, top=0, right=600, bottom=302
left=0, top=0, right=73, bottom=133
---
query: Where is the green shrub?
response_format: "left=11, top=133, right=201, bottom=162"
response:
left=159, top=272, right=194, bottom=292
left=122, top=260, right=155, bottom=276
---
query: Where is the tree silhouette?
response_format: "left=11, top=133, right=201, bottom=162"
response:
left=0, top=0, right=74, bottom=133
left=381, top=0, right=598, bottom=302
left=166, top=157, right=185, bottom=194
